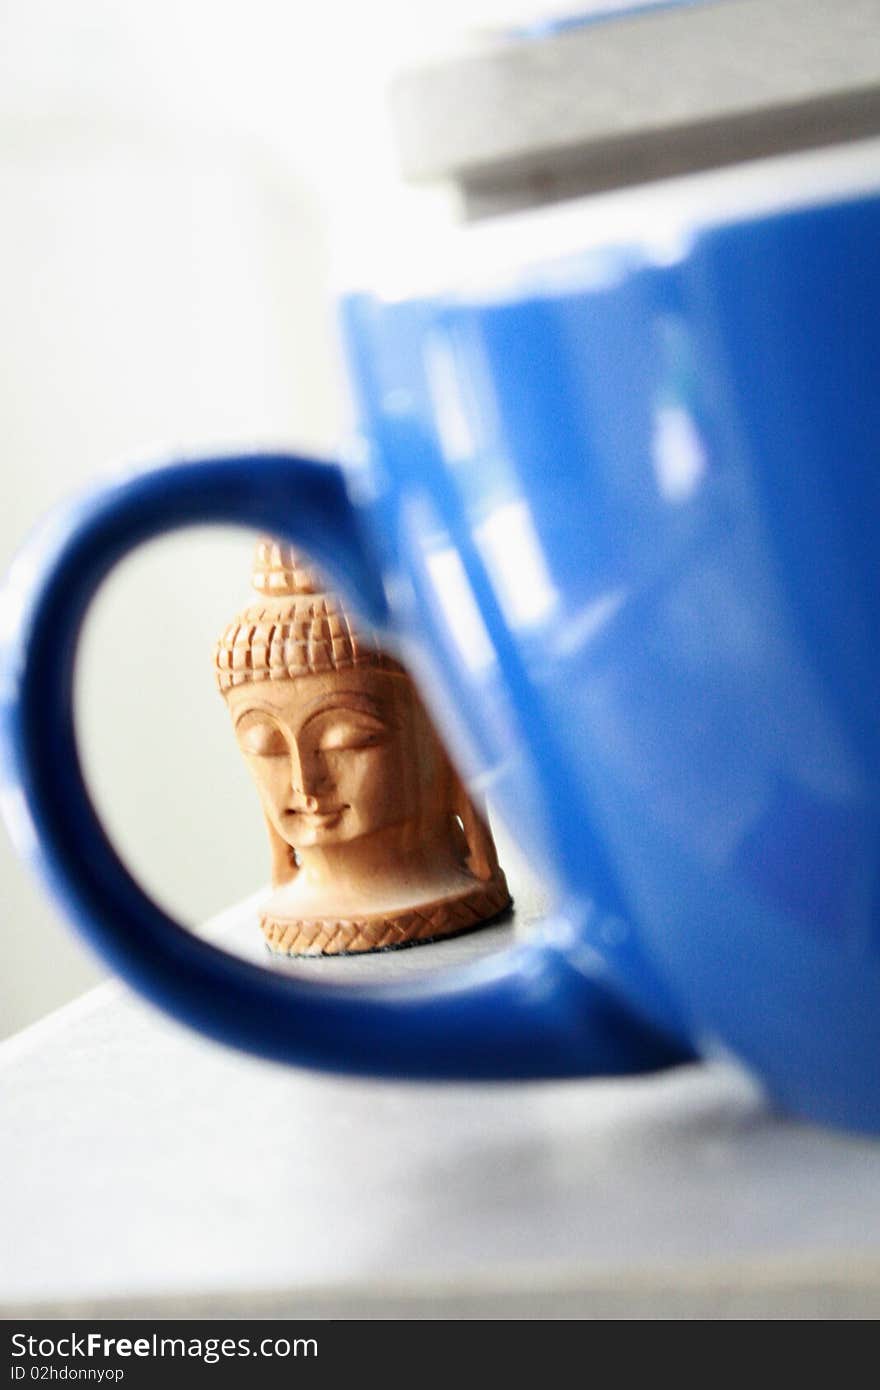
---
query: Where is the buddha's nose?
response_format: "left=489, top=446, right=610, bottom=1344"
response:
left=289, top=742, right=328, bottom=806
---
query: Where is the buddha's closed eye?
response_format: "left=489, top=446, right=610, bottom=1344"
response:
left=318, top=715, right=389, bottom=752
left=236, top=717, right=288, bottom=758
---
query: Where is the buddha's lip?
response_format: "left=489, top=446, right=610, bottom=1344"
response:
left=285, top=804, right=347, bottom=822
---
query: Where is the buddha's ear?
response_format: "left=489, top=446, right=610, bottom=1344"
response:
left=263, top=812, right=298, bottom=886
left=452, top=772, right=499, bottom=884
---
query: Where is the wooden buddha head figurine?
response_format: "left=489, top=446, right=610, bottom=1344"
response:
left=215, top=539, right=510, bottom=954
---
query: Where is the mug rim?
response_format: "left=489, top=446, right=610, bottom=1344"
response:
left=350, top=134, right=880, bottom=304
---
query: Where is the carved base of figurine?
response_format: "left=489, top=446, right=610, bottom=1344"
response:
left=260, top=869, right=511, bottom=956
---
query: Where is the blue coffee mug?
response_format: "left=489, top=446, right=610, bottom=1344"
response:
left=3, top=148, right=880, bottom=1130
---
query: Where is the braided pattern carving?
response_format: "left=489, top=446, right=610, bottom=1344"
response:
left=214, top=599, right=403, bottom=692
left=261, top=873, right=511, bottom=956
left=251, top=539, right=321, bottom=596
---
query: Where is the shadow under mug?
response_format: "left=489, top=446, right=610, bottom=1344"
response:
left=3, top=155, right=880, bottom=1131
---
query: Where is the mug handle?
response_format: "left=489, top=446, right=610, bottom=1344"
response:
left=1, top=452, right=693, bottom=1078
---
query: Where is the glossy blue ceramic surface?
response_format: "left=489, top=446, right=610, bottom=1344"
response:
left=517, top=0, right=714, bottom=39
left=3, top=177, right=880, bottom=1128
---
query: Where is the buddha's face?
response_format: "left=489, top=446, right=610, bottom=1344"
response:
left=225, top=668, right=438, bottom=851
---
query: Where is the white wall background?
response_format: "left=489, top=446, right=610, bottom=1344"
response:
left=0, top=0, right=654, bottom=1035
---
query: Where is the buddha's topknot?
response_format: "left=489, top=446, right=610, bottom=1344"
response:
left=214, top=538, right=401, bottom=693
